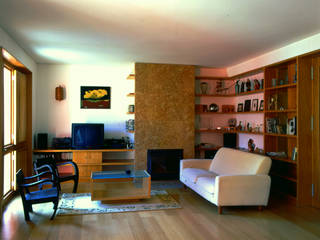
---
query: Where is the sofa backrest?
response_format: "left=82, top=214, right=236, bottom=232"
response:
left=209, top=147, right=271, bottom=175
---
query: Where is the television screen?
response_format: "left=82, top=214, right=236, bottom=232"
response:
left=72, top=123, right=104, bottom=149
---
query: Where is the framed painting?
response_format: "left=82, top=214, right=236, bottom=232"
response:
left=81, top=86, right=111, bottom=109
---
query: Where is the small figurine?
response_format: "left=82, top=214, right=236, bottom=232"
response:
left=254, top=79, right=260, bottom=90
left=247, top=122, right=252, bottom=132
left=240, top=81, right=245, bottom=93
left=248, top=139, right=255, bottom=152
left=236, top=121, right=243, bottom=131
left=246, top=79, right=251, bottom=92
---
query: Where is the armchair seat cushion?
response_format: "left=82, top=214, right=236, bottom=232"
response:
left=182, top=168, right=217, bottom=183
left=25, top=187, right=58, bottom=201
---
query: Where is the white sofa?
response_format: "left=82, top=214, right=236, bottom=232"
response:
left=180, top=147, right=271, bottom=213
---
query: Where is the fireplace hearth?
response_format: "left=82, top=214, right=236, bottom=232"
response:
left=147, top=149, right=183, bottom=180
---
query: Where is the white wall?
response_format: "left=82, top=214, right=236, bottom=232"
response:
left=0, top=27, right=38, bottom=143
left=36, top=64, right=134, bottom=146
left=227, top=32, right=320, bottom=76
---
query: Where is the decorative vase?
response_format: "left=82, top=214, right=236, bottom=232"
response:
left=235, top=81, right=239, bottom=94
left=200, top=82, right=208, bottom=94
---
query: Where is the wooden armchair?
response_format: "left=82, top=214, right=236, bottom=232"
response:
left=16, top=167, right=60, bottom=221
left=34, top=157, right=79, bottom=193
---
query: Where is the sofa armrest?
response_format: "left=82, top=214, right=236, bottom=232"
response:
left=214, top=175, right=271, bottom=206
left=180, top=159, right=212, bottom=171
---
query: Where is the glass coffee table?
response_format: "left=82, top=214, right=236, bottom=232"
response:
left=90, top=170, right=151, bottom=201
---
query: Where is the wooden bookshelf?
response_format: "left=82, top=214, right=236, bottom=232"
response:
left=194, top=50, right=320, bottom=207
left=264, top=58, right=298, bottom=201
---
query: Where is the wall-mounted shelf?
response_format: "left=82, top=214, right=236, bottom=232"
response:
left=195, top=76, right=229, bottom=80
left=195, top=89, right=264, bottom=97
left=127, top=74, right=135, bottom=80
left=196, top=111, right=263, bottom=115
left=195, top=129, right=264, bottom=135
left=127, top=93, right=135, bottom=97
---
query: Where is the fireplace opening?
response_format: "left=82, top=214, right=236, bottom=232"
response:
left=147, top=149, right=183, bottom=180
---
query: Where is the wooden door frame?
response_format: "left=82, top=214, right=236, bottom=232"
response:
left=0, top=48, right=33, bottom=216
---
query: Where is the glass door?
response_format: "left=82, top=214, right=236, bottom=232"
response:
left=3, top=65, right=16, bottom=197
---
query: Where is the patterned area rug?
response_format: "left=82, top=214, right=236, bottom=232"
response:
left=57, top=190, right=181, bottom=216
left=151, top=180, right=184, bottom=190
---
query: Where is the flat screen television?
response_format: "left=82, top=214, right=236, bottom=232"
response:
left=72, top=123, right=104, bottom=149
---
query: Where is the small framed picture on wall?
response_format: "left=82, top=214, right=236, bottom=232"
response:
left=252, top=99, right=259, bottom=111
left=259, top=100, right=264, bottom=111
left=237, top=103, right=243, bottom=112
left=244, top=99, right=251, bottom=112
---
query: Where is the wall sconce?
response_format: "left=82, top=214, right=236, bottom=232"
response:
left=55, top=85, right=64, bottom=101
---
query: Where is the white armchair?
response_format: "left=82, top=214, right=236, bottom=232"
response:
left=180, top=147, right=271, bottom=214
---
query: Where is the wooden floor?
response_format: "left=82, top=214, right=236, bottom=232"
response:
left=1, top=183, right=320, bottom=240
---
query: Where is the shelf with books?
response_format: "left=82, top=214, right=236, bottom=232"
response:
left=264, top=58, right=298, bottom=200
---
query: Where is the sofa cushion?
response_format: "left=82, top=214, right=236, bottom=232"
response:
left=182, top=168, right=216, bottom=183
left=209, top=148, right=271, bottom=175
left=197, top=176, right=216, bottom=194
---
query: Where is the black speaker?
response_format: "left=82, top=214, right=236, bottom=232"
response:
left=223, top=133, right=237, bottom=148
left=37, top=133, right=48, bottom=149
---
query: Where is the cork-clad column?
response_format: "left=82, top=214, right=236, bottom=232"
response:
left=135, top=63, right=195, bottom=170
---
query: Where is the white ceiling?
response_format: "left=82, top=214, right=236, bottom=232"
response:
left=0, top=0, right=320, bottom=67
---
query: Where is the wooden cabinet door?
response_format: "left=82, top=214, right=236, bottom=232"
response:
left=73, top=151, right=102, bottom=180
